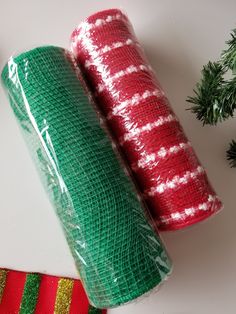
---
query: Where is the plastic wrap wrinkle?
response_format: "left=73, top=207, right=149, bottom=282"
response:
left=1, top=46, right=172, bottom=308
left=70, top=8, right=223, bottom=231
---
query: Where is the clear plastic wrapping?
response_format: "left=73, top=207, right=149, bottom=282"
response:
left=71, top=8, right=223, bottom=231
left=1, top=46, right=172, bottom=308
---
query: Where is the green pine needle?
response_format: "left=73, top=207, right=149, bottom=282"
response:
left=187, top=28, right=236, bottom=126
left=220, top=76, right=236, bottom=115
left=186, top=61, right=230, bottom=125
left=187, top=28, right=236, bottom=168
left=227, top=140, right=236, bottom=167
left=221, top=29, right=236, bottom=74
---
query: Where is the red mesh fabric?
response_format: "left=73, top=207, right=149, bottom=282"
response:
left=71, top=9, right=222, bottom=231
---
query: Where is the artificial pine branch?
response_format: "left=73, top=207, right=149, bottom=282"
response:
left=227, top=140, right=236, bottom=168
left=187, top=28, right=236, bottom=167
left=187, top=29, right=236, bottom=125
left=186, top=61, right=228, bottom=124
left=221, top=29, right=236, bottom=73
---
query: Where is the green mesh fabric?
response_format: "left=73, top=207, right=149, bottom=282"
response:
left=1, top=46, right=172, bottom=308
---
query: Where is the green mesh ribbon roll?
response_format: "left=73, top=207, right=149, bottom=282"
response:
left=1, top=46, right=172, bottom=308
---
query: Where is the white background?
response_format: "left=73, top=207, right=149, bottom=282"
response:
left=0, top=1, right=236, bottom=313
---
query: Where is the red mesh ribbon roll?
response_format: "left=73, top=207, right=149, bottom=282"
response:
left=70, top=9, right=222, bottom=231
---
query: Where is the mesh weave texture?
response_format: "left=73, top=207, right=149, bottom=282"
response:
left=1, top=46, right=171, bottom=308
left=71, top=8, right=222, bottom=231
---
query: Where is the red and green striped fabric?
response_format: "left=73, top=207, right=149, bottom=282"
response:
left=0, top=269, right=106, bottom=314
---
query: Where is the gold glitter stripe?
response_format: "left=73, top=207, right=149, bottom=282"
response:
left=0, top=269, right=8, bottom=303
left=54, top=278, right=74, bottom=314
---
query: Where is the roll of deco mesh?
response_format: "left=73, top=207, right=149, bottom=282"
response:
left=71, top=9, right=223, bottom=231
left=1, top=46, right=172, bottom=308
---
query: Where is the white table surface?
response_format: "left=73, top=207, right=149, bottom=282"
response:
left=1, top=1, right=236, bottom=313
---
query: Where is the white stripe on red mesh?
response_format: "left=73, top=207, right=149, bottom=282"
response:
left=84, top=39, right=138, bottom=69
left=107, top=89, right=165, bottom=119
left=147, top=166, right=204, bottom=196
left=133, top=141, right=192, bottom=169
left=72, top=13, right=124, bottom=42
left=159, top=194, right=220, bottom=224
left=97, top=64, right=153, bottom=92
left=91, top=13, right=123, bottom=27
left=120, top=114, right=177, bottom=144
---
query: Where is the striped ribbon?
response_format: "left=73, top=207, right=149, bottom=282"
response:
left=71, top=8, right=222, bottom=231
left=0, top=269, right=106, bottom=314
